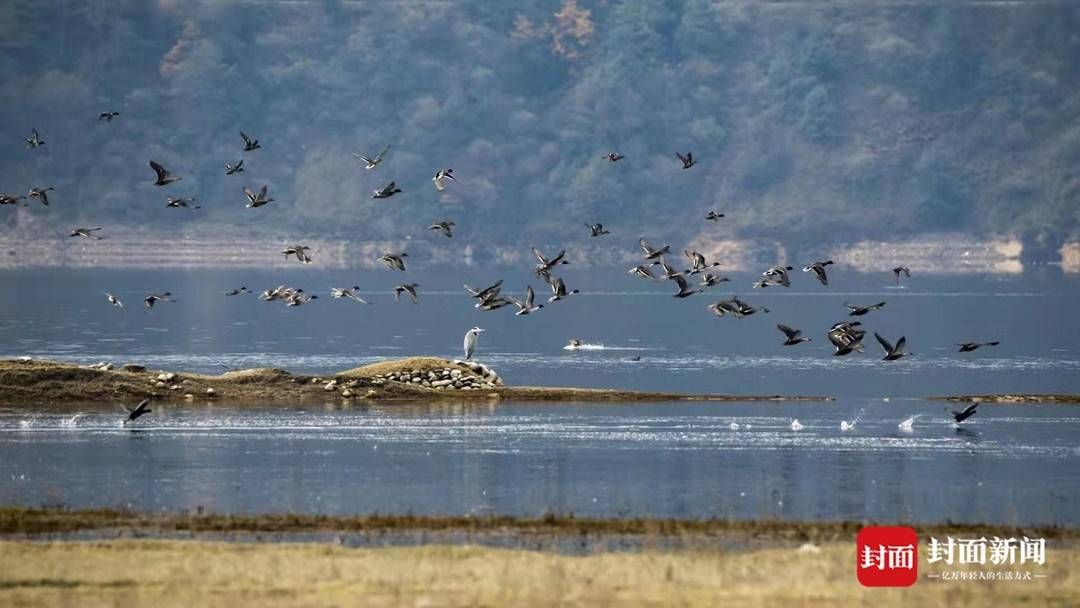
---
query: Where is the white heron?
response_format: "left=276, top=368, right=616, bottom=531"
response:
left=464, top=327, right=485, bottom=360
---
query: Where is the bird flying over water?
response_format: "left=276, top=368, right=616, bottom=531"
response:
left=892, top=266, right=911, bottom=285
left=225, top=160, right=244, bottom=175
left=394, top=283, right=419, bottom=304
left=105, top=292, right=124, bottom=309
left=149, top=161, right=181, bottom=186
left=951, top=401, right=980, bottom=423
left=874, top=332, right=911, bottom=361
left=464, top=326, right=484, bottom=360
left=354, top=145, right=390, bottom=170
left=546, top=277, right=579, bottom=302
left=532, top=247, right=568, bottom=276
left=777, top=324, right=812, bottom=345
left=70, top=227, right=103, bottom=239
left=240, top=131, right=260, bottom=151
left=27, top=186, right=53, bottom=206
left=331, top=287, right=370, bottom=304
left=429, top=221, right=455, bottom=238
left=25, top=128, right=45, bottom=148
left=676, top=151, right=695, bottom=169
left=379, top=252, right=408, bottom=271
left=827, top=321, right=865, bottom=356
left=123, top=398, right=151, bottom=423
left=98, top=111, right=120, bottom=122
left=802, top=260, right=834, bottom=286
left=628, top=265, right=659, bottom=281
left=685, top=250, right=720, bottom=275
left=372, top=181, right=402, bottom=199
left=465, top=280, right=503, bottom=302
left=508, top=285, right=544, bottom=315
left=671, top=274, right=703, bottom=298
left=433, top=168, right=456, bottom=191
left=639, top=238, right=671, bottom=260
left=586, top=223, right=610, bottom=237
left=845, top=301, right=886, bottom=316
left=762, top=265, right=794, bottom=287
left=144, top=292, right=173, bottom=309
left=957, top=341, right=1000, bottom=353
left=244, top=185, right=273, bottom=208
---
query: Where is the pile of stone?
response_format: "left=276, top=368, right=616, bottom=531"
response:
left=372, top=361, right=502, bottom=391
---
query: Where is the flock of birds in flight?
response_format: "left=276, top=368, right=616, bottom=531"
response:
left=9, top=121, right=1002, bottom=376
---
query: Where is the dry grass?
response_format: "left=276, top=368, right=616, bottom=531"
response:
left=0, top=539, right=1075, bottom=607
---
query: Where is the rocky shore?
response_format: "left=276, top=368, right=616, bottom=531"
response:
left=0, top=357, right=832, bottom=405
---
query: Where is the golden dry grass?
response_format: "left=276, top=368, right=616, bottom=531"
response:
left=0, top=539, right=1075, bottom=607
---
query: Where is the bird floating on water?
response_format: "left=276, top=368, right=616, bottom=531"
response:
left=777, top=324, right=812, bottom=345
left=802, top=260, right=834, bottom=286
left=432, top=168, right=456, bottom=191
left=28, top=186, right=54, bottom=206
left=586, top=223, right=610, bottom=237
left=429, top=221, right=455, bottom=238
left=372, top=181, right=402, bottom=199
left=875, top=333, right=911, bottom=361
left=70, top=227, right=103, bottom=239
left=379, top=252, right=408, bottom=271
left=676, top=151, right=695, bottom=169
left=394, top=283, right=419, bottom=304
left=957, top=341, right=1000, bottom=352
left=845, top=301, right=886, bottom=316
left=244, top=185, right=273, bottom=208
left=225, top=160, right=244, bottom=175
left=354, top=145, right=390, bottom=170
left=25, top=128, right=45, bottom=148
left=240, top=131, right=260, bottom=152
left=464, top=326, right=484, bottom=360
left=150, top=160, right=182, bottom=186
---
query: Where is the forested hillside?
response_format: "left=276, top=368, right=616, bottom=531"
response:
left=1, top=0, right=1077, bottom=255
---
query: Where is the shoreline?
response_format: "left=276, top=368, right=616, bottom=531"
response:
left=0, top=357, right=833, bottom=404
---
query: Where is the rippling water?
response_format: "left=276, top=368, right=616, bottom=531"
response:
left=0, top=268, right=1078, bottom=525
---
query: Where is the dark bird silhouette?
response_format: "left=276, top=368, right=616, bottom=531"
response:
left=700, top=273, right=730, bottom=287
left=282, top=245, right=313, bottom=264
left=150, top=161, right=182, bottom=186
left=957, top=341, right=1000, bottom=353
left=465, top=280, right=503, bottom=302
left=952, top=401, right=980, bottom=424
left=874, top=333, right=911, bottom=361
left=98, top=111, right=120, bottom=122
left=762, top=265, right=795, bottom=287
left=0, top=194, right=24, bottom=206
left=240, top=131, right=260, bottom=151
left=244, top=185, right=273, bottom=208
left=28, top=186, right=54, bottom=206
left=777, top=324, right=812, bottom=345
left=330, top=286, right=370, bottom=304
left=124, top=398, right=152, bottom=423
left=25, top=128, right=45, bottom=148
left=892, top=266, right=911, bottom=285
left=827, top=322, right=865, bottom=356
left=676, top=151, right=696, bottom=169
left=628, top=265, right=659, bottom=280
left=704, top=210, right=724, bottom=222
left=144, top=292, right=173, bottom=309
left=603, top=152, right=624, bottom=162
left=394, top=283, right=419, bottom=304
left=166, top=197, right=200, bottom=209
left=429, top=221, right=455, bottom=238
left=546, top=276, right=579, bottom=302
left=845, top=301, right=886, bottom=316
left=586, top=223, right=610, bottom=237
left=225, top=160, right=244, bottom=175
left=372, top=181, right=402, bottom=199
left=802, top=260, right=834, bottom=286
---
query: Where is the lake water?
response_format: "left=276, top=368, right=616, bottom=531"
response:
left=1, top=268, right=1078, bottom=525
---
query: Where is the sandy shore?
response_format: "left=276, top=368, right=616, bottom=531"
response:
left=1, top=535, right=1075, bottom=607
left=0, top=357, right=832, bottom=405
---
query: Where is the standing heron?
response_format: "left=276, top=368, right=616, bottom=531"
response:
left=464, top=327, right=485, bottom=360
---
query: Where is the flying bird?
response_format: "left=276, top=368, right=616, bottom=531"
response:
left=379, top=252, right=408, bottom=271
left=123, top=398, right=152, bottom=423
left=144, top=292, right=173, bottom=309
left=957, top=341, right=1000, bottom=353
left=639, top=238, right=671, bottom=260
left=394, top=283, right=419, bottom=304
left=70, top=227, right=103, bottom=239
left=874, top=333, right=911, bottom=361
left=676, top=151, right=695, bottom=169
left=892, top=266, right=911, bottom=285
left=429, top=221, right=455, bottom=238
left=354, top=145, right=390, bottom=170
left=827, top=323, right=864, bottom=356
left=166, top=197, right=200, bottom=209
left=845, top=301, right=886, bottom=316
left=432, top=168, right=457, bottom=191
left=105, top=292, right=124, bottom=309
left=149, top=160, right=181, bottom=186
left=508, top=285, right=544, bottom=315
left=25, top=128, right=45, bottom=148
left=628, top=265, right=659, bottom=281
left=464, top=327, right=484, bottom=360
left=603, top=152, right=624, bottom=162
left=685, top=250, right=721, bottom=275
left=802, top=260, right=834, bottom=286
left=27, top=186, right=53, bottom=206
left=331, top=287, right=371, bottom=304
left=372, top=181, right=402, bottom=199
left=704, top=210, right=725, bottom=222
left=240, top=131, right=260, bottom=151
left=671, top=274, right=703, bottom=298
left=546, top=277, right=579, bottom=302
left=98, top=111, right=120, bottom=122
left=532, top=247, right=568, bottom=276
left=0, top=194, right=24, bottom=206
left=700, top=273, right=730, bottom=287
left=285, top=291, right=318, bottom=307
left=951, top=401, right=980, bottom=424
left=762, top=265, right=794, bottom=287
left=282, top=245, right=313, bottom=264
left=465, top=280, right=503, bottom=302
left=586, top=223, right=610, bottom=237
left=777, top=324, right=812, bottom=345
left=225, top=160, right=244, bottom=175
left=244, top=185, right=274, bottom=208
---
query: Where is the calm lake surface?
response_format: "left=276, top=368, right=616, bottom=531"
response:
left=1, top=268, right=1078, bottom=525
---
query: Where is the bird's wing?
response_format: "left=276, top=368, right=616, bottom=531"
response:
left=258, top=185, right=268, bottom=199
left=675, top=152, right=688, bottom=164
left=674, top=274, right=689, bottom=291
left=243, top=187, right=256, bottom=201
left=894, top=337, right=907, bottom=353
left=240, top=131, right=251, bottom=145
left=386, top=181, right=396, bottom=190
left=355, top=154, right=374, bottom=163
left=531, top=247, right=547, bottom=264
left=874, top=332, right=894, bottom=354
left=149, top=160, right=167, bottom=180
left=777, top=324, right=799, bottom=339
left=549, top=250, right=566, bottom=265
left=524, top=285, right=535, bottom=306
left=639, top=238, right=651, bottom=255
left=433, top=176, right=445, bottom=191
left=377, top=145, right=390, bottom=159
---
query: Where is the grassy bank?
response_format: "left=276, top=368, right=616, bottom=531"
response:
left=0, top=538, right=1075, bottom=607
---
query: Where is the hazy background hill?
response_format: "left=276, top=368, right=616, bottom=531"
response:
left=1, top=0, right=1078, bottom=262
